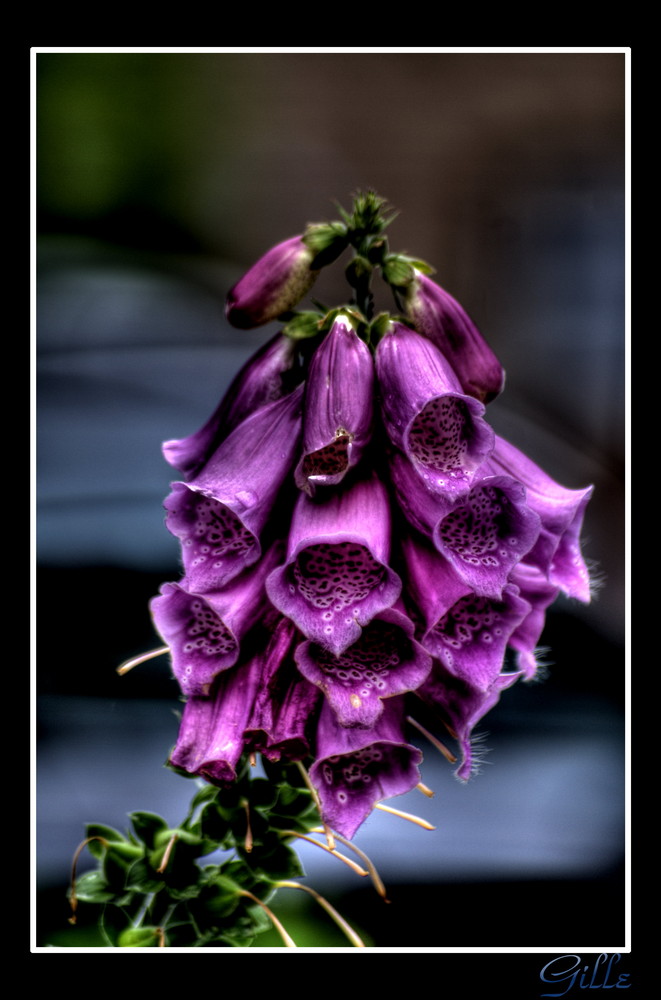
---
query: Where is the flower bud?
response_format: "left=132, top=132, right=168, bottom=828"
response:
left=225, top=236, right=319, bottom=329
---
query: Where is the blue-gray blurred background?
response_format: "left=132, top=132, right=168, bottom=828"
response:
left=36, top=51, right=626, bottom=948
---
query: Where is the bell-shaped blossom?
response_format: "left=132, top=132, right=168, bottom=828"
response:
left=403, top=269, right=505, bottom=403
left=416, top=663, right=521, bottom=781
left=401, top=532, right=530, bottom=691
left=168, top=654, right=263, bottom=785
left=266, top=473, right=402, bottom=655
left=482, top=436, right=593, bottom=602
left=506, top=561, right=560, bottom=678
left=162, top=333, right=300, bottom=480
left=375, top=322, right=494, bottom=502
left=295, top=602, right=432, bottom=729
left=310, top=698, right=423, bottom=838
left=294, top=315, right=374, bottom=496
left=225, top=236, right=319, bottom=329
left=164, top=386, right=303, bottom=592
left=150, top=543, right=283, bottom=696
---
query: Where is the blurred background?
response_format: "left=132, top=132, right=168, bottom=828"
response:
left=35, top=50, right=627, bottom=949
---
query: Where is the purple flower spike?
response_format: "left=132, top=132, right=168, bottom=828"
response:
left=484, top=436, right=593, bottom=602
left=169, top=655, right=263, bottom=785
left=404, top=270, right=505, bottom=403
left=150, top=543, right=283, bottom=696
left=163, top=332, right=299, bottom=480
left=507, top=562, right=560, bottom=678
left=164, top=387, right=303, bottom=592
left=225, top=236, right=319, bottom=329
left=310, top=698, right=423, bottom=838
left=376, top=322, right=494, bottom=501
left=266, top=474, right=402, bottom=655
left=294, top=315, right=374, bottom=496
left=295, top=604, right=432, bottom=728
left=434, top=475, right=541, bottom=599
left=401, top=533, right=529, bottom=691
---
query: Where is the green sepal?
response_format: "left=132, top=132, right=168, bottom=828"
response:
left=83, top=823, right=129, bottom=859
left=241, top=838, right=305, bottom=882
left=281, top=311, right=324, bottom=341
left=303, top=222, right=349, bottom=269
left=382, top=255, right=415, bottom=288
left=125, top=857, right=165, bottom=894
left=70, top=870, right=116, bottom=905
left=129, top=811, right=169, bottom=848
left=195, top=801, right=233, bottom=847
left=369, top=312, right=394, bottom=347
left=403, top=256, right=435, bottom=276
left=117, top=926, right=161, bottom=948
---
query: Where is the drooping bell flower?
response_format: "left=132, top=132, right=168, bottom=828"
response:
left=294, top=314, right=374, bottom=496
left=162, top=332, right=300, bottom=480
left=168, top=653, right=264, bottom=785
left=375, top=322, right=494, bottom=502
left=403, top=269, right=505, bottom=404
left=482, top=436, right=593, bottom=602
left=400, top=532, right=530, bottom=691
left=225, top=236, right=319, bottom=329
left=150, top=542, right=283, bottom=696
left=266, top=472, right=402, bottom=655
left=163, top=386, right=303, bottom=592
left=506, top=561, right=560, bottom=679
left=310, top=698, right=423, bottom=839
left=295, top=602, right=432, bottom=729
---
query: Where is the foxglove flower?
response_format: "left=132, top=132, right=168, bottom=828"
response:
left=506, top=561, right=560, bottom=679
left=375, top=322, right=494, bottom=501
left=164, top=386, right=303, bottom=592
left=162, top=332, right=300, bottom=480
left=295, top=603, right=432, bottom=728
left=310, top=698, right=423, bottom=838
left=482, top=436, right=593, bottom=602
left=225, top=236, right=319, bottom=329
left=401, top=532, right=529, bottom=691
left=150, top=542, right=283, bottom=696
left=294, top=315, right=374, bottom=496
left=266, top=473, right=402, bottom=655
left=403, top=269, right=505, bottom=403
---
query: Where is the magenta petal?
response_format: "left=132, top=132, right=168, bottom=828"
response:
left=310, top=699, right=423, bottom=838
left=376, top=322, right=494, bottom=501
left=164, top=387, right=303, bottom=591
left=434, top=475, right=541, bottom=599
left=294, top=316, right=374, bottom=495
left=404, top=270, right=505, bottom=403
left=162, top=333, right=299, bottom=480
left=266, top=474, right=402, bottom=654
left=507, top=562, right=560, bottom=678
left=225, top=236, right=318, bottom=329
left=295, top=604, right=432, bottom=728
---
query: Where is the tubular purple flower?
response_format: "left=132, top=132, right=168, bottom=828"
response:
left=150, top=542, right=283, bottom=697
left=506, top=561, right=560, bottom=679
left=310, top=698, right=423, bottom=839
left=266, top=473, right=402, bottom=655
left=375, top=322, right=494, bottom=502
left=400, top=533, right=530, bottom=691
left=163, top=386, right=303, bottom=592
left=162, top=332, right=300, bottom=480
left=404, top=269, right=505, bottom=403
left=295, top=602, right=432, bottom=729
left=225, top=236, right=319, bottom=329
left=294, top=315, right=374, bottom=496
left=482, top=436, right=593, bottom=602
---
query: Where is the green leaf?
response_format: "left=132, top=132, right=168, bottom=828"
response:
left=382, top=256, right=415, bottom=288
left=125, top=858, right=164, bottom=894
left=71, top=871, right=115, bottom=904
left=117, top=926, right=161, bottom=948
left=84, top=823, right=129, bottom=859
left=282, top=312, right=324, bottom=341
left=129, top=811, right=169, bottom=848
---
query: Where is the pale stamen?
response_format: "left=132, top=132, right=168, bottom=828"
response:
left=276, top=880, right=366, bottom=947
left=155, top=832, right=178, bottom=874
left=69, top=836, right=109, bottom=924
left=295, top=760, right=335, bottom=850
left=374, top=802, right=435, bottom=830
left=238, top=890, right=297, bottom=948
left=278, top=830, right=367, bottom=877
left=241, top=798, right=253, bottom=853
left=312, top=826, right=389, bottom=902
left=117, top=645, right=170, bottom=676
left=416, top=782, right=435, bottom=798
left=407, top=715, right=458, bottom=763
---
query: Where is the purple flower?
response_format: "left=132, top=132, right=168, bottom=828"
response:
left=375, top=322, right=494, bottom=502
left=506, top=561, right=560, bottom=679
left=401, top=532, right=530, bottom=691
left=162, top=332, right=300, bottom=481
left=266, top=473, right=402, bottom=655
left=482, top=436, right=593, bottom=602
left=295, top=603, right=432, bottom=728
left=163, top=387, right=303, bottom=592
left=310, top=698, right=423, bottom=838
left=225, top=236, right=319, bottom=329
left=294, top=315, right=374, bottom=496
left=403, top=269, right=505, bottom=403
left=150, top=543, right=283, bottom=696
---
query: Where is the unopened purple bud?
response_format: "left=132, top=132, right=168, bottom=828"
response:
left=162, top=332, right=300, bottom=480
left=225, top=236, right=319, bottom=329
left=376, top=322, right=494, bottom=502
left=310, top=698, right=423, bottom=838
left=294, top=315, right=374, bottom=496
left=295, top=603, right=432, bottom=728
left=404, top=270, right=505, bottom=403
left=266, top=473, right=402, bottom=655
left=164, top=386, right=303, bottom=592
